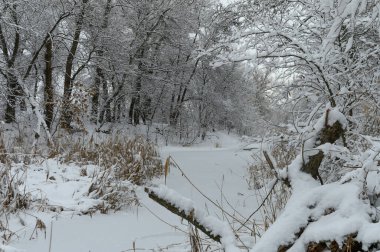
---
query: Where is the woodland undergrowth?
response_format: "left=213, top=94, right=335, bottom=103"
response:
left=0, top=127, right=163, bottom=242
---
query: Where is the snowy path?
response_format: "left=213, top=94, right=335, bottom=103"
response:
left=160, top=145, right=256, bottom=218
left=12, top=136, right=257, bottom=252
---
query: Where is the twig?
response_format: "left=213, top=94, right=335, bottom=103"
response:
left=220, top=204, right=250, bottom=251
left=215, top=183, right=247, bottom=220
left=140, top=202, right=188, bottom=235
left=169, top=156, right=254, bottom=232
left=236, top=179, right=278, bottom=232
left=263, top=151, right=277, bottom=179
left=49, top=221, right=53, bottom=252
left=263, top=150, right=291, bottom=187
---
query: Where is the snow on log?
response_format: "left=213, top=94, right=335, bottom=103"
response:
left=252, top=107, right=380, bottom=251
left=252, top=180, right=380, bottom=251
left=145, top=185, right=240, bottom=252
left=299, top=108, right=346, bottom=182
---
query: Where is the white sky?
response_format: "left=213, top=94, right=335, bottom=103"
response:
left=217, top=0, right=239, bottom=5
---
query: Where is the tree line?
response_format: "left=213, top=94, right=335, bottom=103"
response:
left=0, top=0, right=271, bottom=143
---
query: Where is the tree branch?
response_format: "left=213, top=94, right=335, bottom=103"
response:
left=144, top=187, right=222, bottom=243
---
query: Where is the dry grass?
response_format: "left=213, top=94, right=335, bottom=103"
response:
left=0, top=163, right=31, bottom=244
left=0, top=164, right=30, bottom=213
left=55, top=136, right=163, bottom=185
left=48, top=135, right=163, bottom=213
left=0, top=130, right=162, bottom=216
left=0, top=129, right=164, bottom=244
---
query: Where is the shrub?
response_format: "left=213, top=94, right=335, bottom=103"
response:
left=60, top=136, right=163, bottom=185
left=53, top=135, right=163, bottom=212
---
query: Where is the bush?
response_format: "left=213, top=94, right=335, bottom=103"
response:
left=60, top=136, right=163, bottom=185
left=52, top=135, right=163, bottom=213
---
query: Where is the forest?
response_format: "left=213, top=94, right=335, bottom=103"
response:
left=0, top=0, right=379, bottom=251
left=0, top=0, right=271, bottom=141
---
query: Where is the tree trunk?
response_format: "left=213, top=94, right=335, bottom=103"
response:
left=91, top=0, right=112, bottom=124
left=61, top=0, right=89, bottom=129
left=96, top=67, right=112, bottom=124
left=44, top=36, right=54, bottom=130
left=102, top=71, right=112, bottom=123
left=91, top=71, right=100, bottom=123
left=169, top=91, right=176, bottom=125
left=168, top=56, right=200, bottom=127
left=0, top=5, right=21, bottom=123
left=129, top=49, right=145, bottom=125
left=4, top=74, right=18, bottom=123
left=129, top=95, right=141, bottom=125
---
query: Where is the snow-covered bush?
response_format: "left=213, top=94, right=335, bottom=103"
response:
left=52, top=136, right=163, bottom=212
left=87, top=176, right=139, bottom=213
left=56, top=136, right=162, bottom=185
left=250, top=107, right=380, bottom=251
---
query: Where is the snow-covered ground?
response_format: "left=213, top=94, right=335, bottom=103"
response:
left=7, top=132, right=260, bottom=252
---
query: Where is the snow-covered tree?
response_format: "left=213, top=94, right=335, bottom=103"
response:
left=205, top=0, right=380, bottom=250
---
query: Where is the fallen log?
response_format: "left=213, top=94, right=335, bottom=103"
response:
left=144, top=187, right=221, bottom=243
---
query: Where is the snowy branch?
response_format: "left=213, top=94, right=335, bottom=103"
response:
left=145, top=185, right=240, bottom=252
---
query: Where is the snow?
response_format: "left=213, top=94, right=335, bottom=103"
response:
left=3, top=128, right=380, bottom=251
left=252, top=181, right=377, bottom=252
left=147, top=184, right=240, bottom=252
left=149, top=184, right=196, bottom=215
left=290, top=107, right=348, bottom=179
left=250, top=108, right=380, bottom=251
left=5, top=131, right=257, bottom=252
left=25, top=160, right=101, bottom=212
left=0, top=244, right=24, bottom=252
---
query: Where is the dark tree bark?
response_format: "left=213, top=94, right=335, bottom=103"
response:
left=301, top=110, right=345, bottom=183
left=4, top=73, right=19, bottom=123
left=44, top=36, right=54, bottom=130
left=169, top=56, right=201, bottom=127
left=129, top=49, right=145, bottom=125
left=97, top=68, right=112, bottom=123
left=96, top=80, right=124, bottom=130
left=61, top=0, right=89, bottom=129
left=92, top=0, right=112, bottom=123
left=91, top=70, right=100, bottom=123
left=127, top=9, right=171, bottom=126
left=0, top=4, right=21, bottom=123
left=0, top=3, right=68, bottom=125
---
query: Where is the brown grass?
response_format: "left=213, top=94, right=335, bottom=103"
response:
left=57, top=136, right=163, bottom=185
left=49, top=135, right=163, bottom=213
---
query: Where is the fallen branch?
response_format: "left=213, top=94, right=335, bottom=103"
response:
left=145, top=185, right=240, bottom=252
left=144, top=187, right=221, bottom=243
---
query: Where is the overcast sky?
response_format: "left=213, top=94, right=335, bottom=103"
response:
left=217, top=0, right=239, bottom=5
